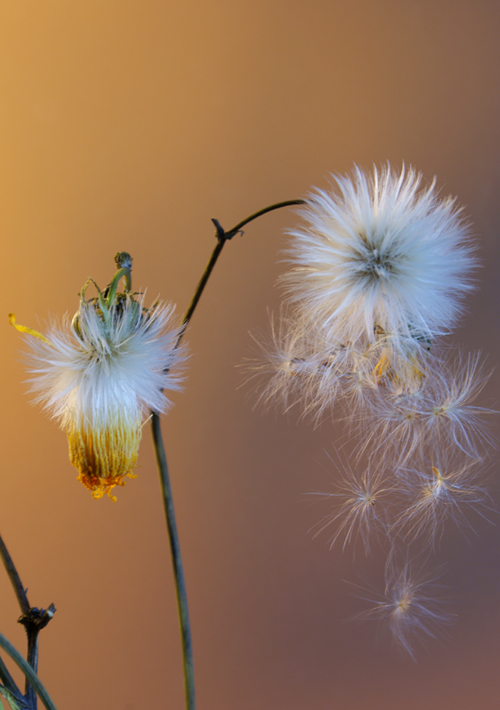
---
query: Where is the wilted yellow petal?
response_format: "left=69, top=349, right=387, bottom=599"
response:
left=8, top=313, right=53, bottom=346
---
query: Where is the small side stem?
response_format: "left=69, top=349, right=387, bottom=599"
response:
left=0, top=533, right=30, bottom=616
left=0, top=531, right=34, bottom=703
left=151, top=412, right=195, bottom=710
left=226, top=198, right=306, bottom=235
left=0, top=532, right=56, bottom=709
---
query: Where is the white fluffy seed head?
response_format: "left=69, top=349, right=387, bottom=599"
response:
left=283, top=164, right=477, bottom=350
left=24, top=293, right=185, bottom=427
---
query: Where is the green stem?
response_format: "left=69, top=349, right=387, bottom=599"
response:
left=151, top=412, right=194, bottom=710
left=0, top=632, right=58, bottom=710
left=152, top=197, right=305, bottom=710
left=106, top=267, right=132, bottom=305
left=0, top=532, right=36, bottom=705
left=0, top=532, right=56, bottom=708
left=0, top=533, right=30, bottom=616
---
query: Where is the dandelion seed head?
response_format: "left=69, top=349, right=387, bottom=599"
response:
left=283, top=164, right=476, bottom=351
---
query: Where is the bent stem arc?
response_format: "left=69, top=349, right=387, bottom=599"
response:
left=152, top=199, right=305, bottom=710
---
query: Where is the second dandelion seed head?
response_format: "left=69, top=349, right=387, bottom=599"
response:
left=283, top=164, right=476, bottom=351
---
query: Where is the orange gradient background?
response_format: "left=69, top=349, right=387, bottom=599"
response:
left=1, top=2, right=500, bottom=709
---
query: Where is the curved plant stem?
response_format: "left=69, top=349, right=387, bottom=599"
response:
left=151, top=198, right=305, bottom=710
left=179, top=199, right=306, bottom=335
left=0, top=632, right=58, bottom=710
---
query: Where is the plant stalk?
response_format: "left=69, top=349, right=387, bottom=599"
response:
left=0, top=533, right=30, bottom=617
left=152, top=197, right=305, bottom=710
left=151, top=412, right=195, bottom=710
left=179, top=199, right=306, bottom=336
left=0, top=632, right=58, bottom=710
left=0, top=533, right=56, bottom=708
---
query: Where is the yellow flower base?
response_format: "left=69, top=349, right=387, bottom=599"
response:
left=67, top=418, right=142, bottom=501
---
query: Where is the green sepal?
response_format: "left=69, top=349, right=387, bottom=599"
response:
left=106, top=267, right=132, bottom=306
left=73, top=256, right=135, bottom=338
left=84, top=279, right=109, bottom=315
left=77, top=278, right=111, bottom=332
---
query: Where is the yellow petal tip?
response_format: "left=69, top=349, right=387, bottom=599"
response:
left=8, top=313, right=53, bottom=346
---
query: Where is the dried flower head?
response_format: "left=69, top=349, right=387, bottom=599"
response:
left=254, top=165, right=477, bottom=421
left=10, top=253, right=184, bottom=501
left=283, top=164, right=476, bottom=369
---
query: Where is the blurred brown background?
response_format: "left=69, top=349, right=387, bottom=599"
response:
left=1, top=1, right=500, bottom=708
